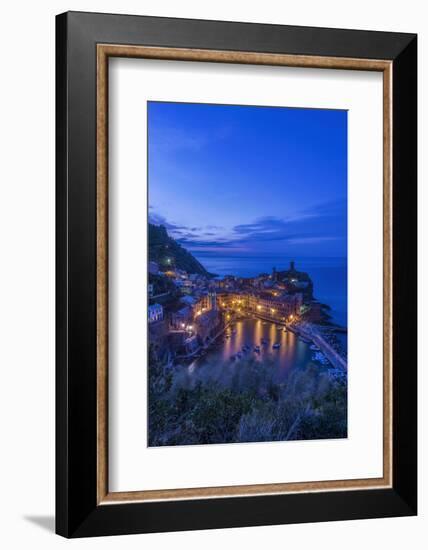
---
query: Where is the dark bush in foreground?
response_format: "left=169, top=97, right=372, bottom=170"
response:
left=148, top=348, right=347, bottom=446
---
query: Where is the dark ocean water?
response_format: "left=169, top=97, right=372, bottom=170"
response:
left=193, top=253, right=347, bottom=327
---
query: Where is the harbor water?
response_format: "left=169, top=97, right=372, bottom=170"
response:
left=189, top=318, right=316, bottom=382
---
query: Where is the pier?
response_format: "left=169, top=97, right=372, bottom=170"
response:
left=292, top=323, right=347, bottom=371
left=239, top=309, right=347, bottom=371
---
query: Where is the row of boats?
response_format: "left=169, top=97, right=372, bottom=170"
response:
left=230, top=339, right=282, bottom=360
left=229, top=339, right=330, bottom=366
left=309, top=343, right=330, bottom=365
left=225, top=322, right=331, bottom=366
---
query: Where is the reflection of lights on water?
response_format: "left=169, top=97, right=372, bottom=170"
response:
left=193, top=318, right=312, bottom=379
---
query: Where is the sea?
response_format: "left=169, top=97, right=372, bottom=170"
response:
left=192, top=253, right=348, bottom=328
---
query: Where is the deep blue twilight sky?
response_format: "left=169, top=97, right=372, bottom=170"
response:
left=148, top=101, right=347, bottom=258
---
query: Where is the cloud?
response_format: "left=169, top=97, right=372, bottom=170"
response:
left=148, top=212, right=188, bottom=232
left=148, top=103, right=236, bottom=161
left=178, top=238, right=236, bottom=248
left=149, top=120, right=233, bottom=157
left=234, top=216, right=291, bottom=236
left=230, top=199, right=346, bottom=244
left=149, top=212, right=216, bottom=243
left=149, top=197, right=346, bottom=254
left=299, top=197, right=347, bottom=219
left=151, top=128, right=207, bottom=153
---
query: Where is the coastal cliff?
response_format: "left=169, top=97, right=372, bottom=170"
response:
left=149, top=223, right=210, bottom=276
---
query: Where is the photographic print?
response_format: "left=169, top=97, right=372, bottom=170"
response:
left=148, top=101, right=348, bottom=447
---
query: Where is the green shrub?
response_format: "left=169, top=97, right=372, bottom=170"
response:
left=148, top=351, right=347, bottom=446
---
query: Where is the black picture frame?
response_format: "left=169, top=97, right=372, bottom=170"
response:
left=56, top=11, right=417, bottom=538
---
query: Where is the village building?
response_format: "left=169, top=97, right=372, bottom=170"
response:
left=148, top=303, right=163, bottom=324
left=247, top=291, right=303, bottom=321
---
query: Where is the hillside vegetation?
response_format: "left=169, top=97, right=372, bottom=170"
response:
left=149, top=223, right=210, bottom=276
left=148, top=350, right=347, bottom=446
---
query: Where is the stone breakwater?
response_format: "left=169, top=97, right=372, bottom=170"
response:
left=289, top=322, right=347, bottom=371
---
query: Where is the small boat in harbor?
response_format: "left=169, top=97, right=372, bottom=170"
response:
left=261, top=338, right=268, bottom=345
left=253, top=345, right=261, bottom=353
left=272, top=343, right=281, bottom=349
left=312, top=352, right=329, bottom=365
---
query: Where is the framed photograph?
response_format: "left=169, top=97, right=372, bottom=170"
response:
left=56, top=11, right=417, bottom=537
